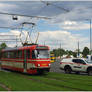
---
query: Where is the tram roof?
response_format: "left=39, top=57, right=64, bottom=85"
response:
left=2, top=45, right=37, bottom=51
left=2, top=45, right=49, bottom=52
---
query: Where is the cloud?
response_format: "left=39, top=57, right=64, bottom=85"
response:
left=0, top=3, right=18, bottom=12
left=0, top=30, right=20, bottom=47
left=49, top=1, right=92, bottom=23
left=0, top=30, right=39, bottom=47
left=0, top=30, right=89, bottom=51
left=38, top=30, right=89, bottom=51
left=0, top=30, right=27, bottom=47
left=0, top=1, right=92, bottom=27
left=59, top=21, right=90, bottom=30
left=10, top=30, right=20, bottom=35
left=0, top=2, right=41, bottom=27
left=0, top=1, right=91, bottom=51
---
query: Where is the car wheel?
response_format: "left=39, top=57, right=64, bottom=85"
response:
left=88, top=70, right=92, bottom=76
left=64, top=67, right=72, bottom=74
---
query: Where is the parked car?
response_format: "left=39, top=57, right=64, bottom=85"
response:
left=60, top=58, right=92, bottom=75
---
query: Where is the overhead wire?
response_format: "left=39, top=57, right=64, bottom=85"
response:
left=0, top=12, right=51, bottom=19
left=0, top=2, right=54, bottom=46
left=40, top=0, right=69, bottom=12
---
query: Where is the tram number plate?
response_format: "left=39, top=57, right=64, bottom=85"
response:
left=42, top=64, right=47, bottom=66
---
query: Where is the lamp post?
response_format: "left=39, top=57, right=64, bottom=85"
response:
left=78, top=41, right=79, bottom=57
left=90, top=19, right=92, bottom=55
left=60, top=42, right=61, bottom=59
left=86, top=19, right=92, bottom=55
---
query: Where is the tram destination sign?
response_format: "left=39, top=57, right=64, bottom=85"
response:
left=36, top=46, right=48, bottom=49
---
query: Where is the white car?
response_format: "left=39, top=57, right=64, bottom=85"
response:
left=60, top=58, right=92, bottom=75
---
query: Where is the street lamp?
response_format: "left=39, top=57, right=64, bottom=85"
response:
left=86, top=19, right=92, bottom=55
left=89, top=19, right=92, bottom=55
left=77, top=41, right=79, bottom=57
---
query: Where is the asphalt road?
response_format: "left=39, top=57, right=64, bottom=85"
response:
left=50, top=59, right=64, bottom=73
left=50, top=59, right=88, bottom=75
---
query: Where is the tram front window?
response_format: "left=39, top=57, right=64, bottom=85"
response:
left=34, top=50, right=50, bottom=59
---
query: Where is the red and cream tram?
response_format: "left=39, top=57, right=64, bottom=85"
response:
left=0, top=44, right=50, bottom=74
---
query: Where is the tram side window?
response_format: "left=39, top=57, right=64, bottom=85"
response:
left=2, top=52, right=7, bottom=58
left=32, top=50, right=36, bottom=59
left=16, top=51, right=19, bottom=58
left=1, top=53, right=3, bottom=58
left=3, top=52, right=6, bottom=58
left=26, top=50, right=30, bottom=59
left=14, top=51, right=17, bottom=58
left=12, top=51, right=17, bottom=58
left=2, top=52, right=8, bottom=58
left=7, top=52, right=10, bottom=58
left=8, top=51, right=22, bottom=59
left=2, top=51, right=22, bottom=58
left=6, top=52, right=7, bottom=58
left=17, top=50, right=22, bottom=58
left=0, top=52, right=1, bottom=59
left=10, top=51, right=14, bottom=58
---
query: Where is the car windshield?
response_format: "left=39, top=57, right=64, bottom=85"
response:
left=35, top=50, right=50, bottom=59
left=85, top=59, right=92, bottom=64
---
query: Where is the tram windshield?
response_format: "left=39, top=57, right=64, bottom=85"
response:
left=35, top=50, right=50, bottom=59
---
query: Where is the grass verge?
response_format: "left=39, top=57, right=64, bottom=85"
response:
left=0, top=71, right=92, bottom=91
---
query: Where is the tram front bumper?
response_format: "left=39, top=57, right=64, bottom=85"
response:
left=37, top=67, right=50, bottom=73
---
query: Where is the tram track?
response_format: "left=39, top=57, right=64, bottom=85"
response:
left=1, top=62, right=92, bottom=91
left=0, top=69, right=91, bottom=91
left=14, top=72, right=86, bottom=91
left=49, top=72, right=92, bottom=81
left=0, top=82, right=11, bottom=91
left=42, top=75, right=92, bottom=86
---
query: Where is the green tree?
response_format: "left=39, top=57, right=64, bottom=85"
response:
left=0, top=43, right=7, bottom=51
left=0, top=43, right=7, bottom=58
left=53, top=49, right=59, bottom=57
left=72, top=52, right=77, bottom=57
left=82, top=47, right=89, bottom=57
left=65, top=50, right=73, bottom=56
left=51, top=48, right=66, bottom=57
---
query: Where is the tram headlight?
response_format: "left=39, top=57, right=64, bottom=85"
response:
left=32, top=64, right=36, bottom=68
left=38, top=64, right=40, bottom=67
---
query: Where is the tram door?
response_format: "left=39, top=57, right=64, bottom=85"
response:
left=24, top=49, right=30, bottom=72
left=24, top=50, right=27, bottom=72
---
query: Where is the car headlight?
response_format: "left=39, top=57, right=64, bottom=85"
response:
left=48, top=64, right=51, bottom=66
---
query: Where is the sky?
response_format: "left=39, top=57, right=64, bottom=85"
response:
left=0, top=1, right=91, bottom=51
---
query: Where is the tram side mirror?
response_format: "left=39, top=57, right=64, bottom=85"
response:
left=34, top=50, right=38, bottom=58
